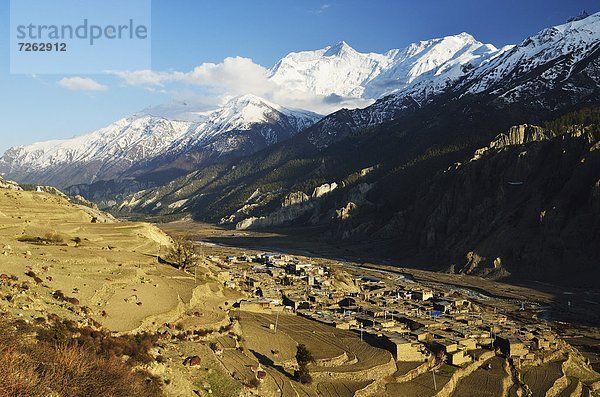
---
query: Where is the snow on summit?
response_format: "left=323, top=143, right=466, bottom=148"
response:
left=268, top=33, right=499, bottom=100
left=465, top=11, right=600, bottom=95
left=0, top=95, right=321, bottom=186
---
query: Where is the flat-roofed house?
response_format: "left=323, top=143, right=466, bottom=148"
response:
left=449, top=349, right=472, bottom=366
left=413, top=289, right=434, bottom=301
left=495, top=336, right=529, bottom=358
left=432, top=339, right=458, bottom=354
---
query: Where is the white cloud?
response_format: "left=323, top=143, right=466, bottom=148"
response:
left=57, top=77, right=108, bottom=92
left=315, top=4, right=331, bottom=14
left=116, top=57, right=270, bottom=95
left=113, top=56, right=371, bottom=114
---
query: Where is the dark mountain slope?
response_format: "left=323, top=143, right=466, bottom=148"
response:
left=377, top=113, right=600, bottom=286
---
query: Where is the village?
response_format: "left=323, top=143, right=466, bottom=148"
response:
left=215, top=251, right=561, bottom=370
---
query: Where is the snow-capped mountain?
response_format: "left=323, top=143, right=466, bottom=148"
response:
left=364, top=33, right=503, bottom=100
left=0, top=95, right=321, bottom=188
left=167, top=94, right=320, bottom=154
left=2, top=117, right=194, bottom=170
left=268, top=40, right=397, bottom=98
left=300, top=12, right=600, bottom=149
left=461, top=12, right=600, bottom=105
left=268, top=33, right=500, bottom=101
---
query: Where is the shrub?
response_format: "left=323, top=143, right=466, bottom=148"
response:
left=0, top=318, right=163, bottom=397
left=294, top=344, right=314, bottom=384
left=166, top=237, right=198, bottom=271
left=17, top=235, right=37, bottom=243
left=37, top=319, right=159, bottom=365
left=51, top=290, right=80, bottom=305
left=17, top=231, right=64, bottom=245
left=25, top=271, right=43, bottom=284
left=44, top=230, right=63, bottom=244
left=245, top=378, right=261, bottom=388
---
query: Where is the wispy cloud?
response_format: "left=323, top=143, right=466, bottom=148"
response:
left=315, top=4, right=331, bottom=14
left=57, top=77, right=108, bottom=92
left=113, top=57, right=371, bottom=114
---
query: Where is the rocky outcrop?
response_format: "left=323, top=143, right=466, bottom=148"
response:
left=182, top=356, right=201, bottom=367
left=336, top=202, right=357, bottom=220
left=0, top=176, right=22, bottom=190
left=235, top=199, right=317, bottom=230
left=35, top=185, right=69, bottom=198
left=232, top=179, right=350, bottom=229
left=472, top=125, right=554, bottom=161
left=234, top=179, right=375, bottom=230
left=490, top=124, right=553, bottom=149
left=282, top=191, right=310, bottom=207
left=312, top=182, right=338, bottom=198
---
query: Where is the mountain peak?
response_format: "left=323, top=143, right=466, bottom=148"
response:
left=453, top=32, right=477, bottom=42
left=324, top=40, right=355, bottom=56
left=465, top=10, right=600, bottom=96
left=223, top=94, right=280, bottom=112
left=269, top=33, right=500, bottom=100
left=567, top=10, right=590, bottom=23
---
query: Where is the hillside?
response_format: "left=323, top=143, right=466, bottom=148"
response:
left=0, top=181, right=248, bottom=396
left=371, top=111, right=600, bottom=285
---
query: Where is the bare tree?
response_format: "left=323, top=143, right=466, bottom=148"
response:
left=435, top=350, right=447, bottom=365
left=167, top=236, right=198, bottom=271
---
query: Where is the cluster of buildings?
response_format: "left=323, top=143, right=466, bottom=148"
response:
left=218, top=252, right=560, bottom=367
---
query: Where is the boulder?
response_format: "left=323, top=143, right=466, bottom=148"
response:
left=183, top=356, right=201, bottom=366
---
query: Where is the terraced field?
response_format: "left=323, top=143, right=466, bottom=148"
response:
left=316, top=380, right=371, bottom=397
left=264, top=367, right=316, bottom=397
left=236, top=311, right=393, bottom=375
left=453, top=357, right=508, bottom=397
left=523, top=360, right=566, bottom=397
left=379, top=365, right=454, bottom=397
left=219, top=350, right=257, bottom=385
left=234, top=311, right=299, bottom=364
left=394, top=361, right=423, bottom=376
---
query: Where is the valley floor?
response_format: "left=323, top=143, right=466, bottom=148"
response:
left=160, top=220, right=600, bottom=327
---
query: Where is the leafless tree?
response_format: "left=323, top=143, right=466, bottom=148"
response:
left=435, top=350, right=447, bottom=365
left=167, top=236, right=198, bottom=271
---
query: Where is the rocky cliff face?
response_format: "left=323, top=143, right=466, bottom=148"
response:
left=384, top=123, right=600, bottom=285
left=490, top=124, right=554, bottom=148
left=233, top=182, right=343, bottom=230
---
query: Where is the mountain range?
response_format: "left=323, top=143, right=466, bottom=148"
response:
left=268, top=33, right=501, bottom=100
left=0, top=95, right=320, bottom=189
left=0, top=30, right=504, bottom=189
left=1, top=12, right=599, bottom=286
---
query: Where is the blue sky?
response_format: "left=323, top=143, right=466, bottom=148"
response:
left=1, top=0, right=599, bottom=154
